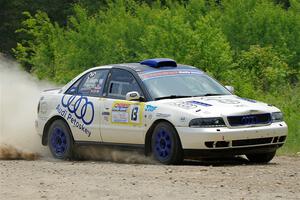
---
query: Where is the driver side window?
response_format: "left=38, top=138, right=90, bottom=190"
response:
left=66, top=70, right=109, bottom=97
left=106, top=69, right=143, bottom=100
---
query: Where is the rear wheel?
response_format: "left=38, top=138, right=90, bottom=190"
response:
left=48, top=119, right=74, bottom=159
left=246, top=151, right=276, bottom=163
left=151, top=122, right=183, bottom=165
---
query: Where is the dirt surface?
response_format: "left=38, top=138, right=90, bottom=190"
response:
left=1, top=50, right=299, bottom=200
left=0, top=156, right=299, bottom=200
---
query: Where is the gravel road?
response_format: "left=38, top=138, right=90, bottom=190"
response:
left=0, top=156, right=299, bottom=200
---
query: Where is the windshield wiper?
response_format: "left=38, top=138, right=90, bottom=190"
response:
left=155, top=95, right=192, bottom=100
left=194, top=93, right=226, bottom=97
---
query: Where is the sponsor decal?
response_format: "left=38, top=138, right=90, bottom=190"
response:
left=156, top=113, right=171, bottom=118
left=61, top=95, right=94, bottom=125
left=173, top=102, right=197, bottom=110
left=140, top=70, right=203, bottom=80
left=102, top=112, right=110, bottom=122
left=145, top=105, right=157, bottom=112
left=112, top=103, right=130, bottom=112
left=112, top=103, right=130, bottom=123
left=186, top=101, right=212, bottom=107
left=218, top=99, right=240, bottom=104
left=180, top=117, right=187, bottom=122
left=206, top=98, right=240, bottom=104
left=103, top=116, right=109, bottom=122
left=111, top=101, right=144, bottom=126
left=173, top=101, right=212, bottom=110
left=88, top=71, right=96, bottom=78
left=57, top=95, right=94, bottom=137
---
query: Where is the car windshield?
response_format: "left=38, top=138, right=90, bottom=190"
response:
left=140, top=70, right=231, bottom=100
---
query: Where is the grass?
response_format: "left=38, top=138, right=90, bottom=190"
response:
left=256, top=86, right=300, bottom=155
left=278, top=116, right=300, bottom=155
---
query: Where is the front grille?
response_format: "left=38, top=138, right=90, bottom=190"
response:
left=227, top=113, right=271, bottom=126
left=232, top=137, right=273, bottom=147
left=204, top=136, right=286, bottom=149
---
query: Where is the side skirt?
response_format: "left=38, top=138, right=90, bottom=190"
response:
left=74, top=141, right=145, bottom=154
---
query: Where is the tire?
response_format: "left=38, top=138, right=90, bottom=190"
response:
left=246, top=151, right=276, bottom=163
left=151, top=122, right=183, bottom=165
left=48, top=119, right=74, bottom=159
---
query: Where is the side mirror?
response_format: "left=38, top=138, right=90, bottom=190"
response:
left=126, top=91, right=141, bottom=101
left=225, top=85, right=234, bottom=93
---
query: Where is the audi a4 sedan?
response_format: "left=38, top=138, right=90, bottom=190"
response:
left=35, top=58, right=287, bottom=164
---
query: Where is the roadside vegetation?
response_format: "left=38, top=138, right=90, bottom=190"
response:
left=8, top=0, right=300, bottom=154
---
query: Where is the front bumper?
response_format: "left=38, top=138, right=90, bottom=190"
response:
left=176, top=122, right=288, bottom=152
left=183, top=144, right=283, bottom=157
left=35, top=119, right=46, bottom=138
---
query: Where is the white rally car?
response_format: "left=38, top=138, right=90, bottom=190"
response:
left=35, top=58, right=287, bottom=164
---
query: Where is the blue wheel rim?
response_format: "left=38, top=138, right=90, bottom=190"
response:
left=154, top=128, right=172, bottom=160
left=50, top=127, right=68, bottom=157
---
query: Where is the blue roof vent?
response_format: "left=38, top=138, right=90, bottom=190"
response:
left=140, top=58, right=177, bottom=68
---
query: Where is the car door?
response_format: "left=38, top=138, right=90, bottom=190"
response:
left=100, top=68, right=146, bottom=144
left=62, top=69, right=109, bottom=142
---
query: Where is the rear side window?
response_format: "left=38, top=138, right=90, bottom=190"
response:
left=66, top=70, right=109, bottom=97
left=106, top=69, right=143, bottom=99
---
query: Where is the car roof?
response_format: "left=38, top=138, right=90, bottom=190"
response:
left=116, top=63, right=200, bottom=73
left=90, top=62, right=201, bottom=74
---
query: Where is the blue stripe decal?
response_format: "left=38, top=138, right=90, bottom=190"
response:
left=186, top=101, right=212, bottom=107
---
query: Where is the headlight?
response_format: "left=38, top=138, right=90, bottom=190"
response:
left=271, top=112, right=283, bottom=122
left=189, top=117, right=226, bottom=128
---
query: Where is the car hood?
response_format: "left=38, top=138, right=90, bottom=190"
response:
left=158, top=95, right=279, bottom=117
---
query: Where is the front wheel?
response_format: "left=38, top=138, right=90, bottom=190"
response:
left=151, top=122, right=183, bottom=165
left=48, top=119, right=74, bottom=159
left=246, top=151, right=276, bottom=163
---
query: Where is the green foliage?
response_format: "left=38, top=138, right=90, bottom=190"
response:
left=13, top=11, right=63, bottom=80
left=0, top=0, right=79, bottom=55
left=14, top=1, right=232, bottom=83
left=226, top=45, right=290, bottom=94
left=13, top=0, right=300, bottom=154
left=219, top=0, right=300, bottom=71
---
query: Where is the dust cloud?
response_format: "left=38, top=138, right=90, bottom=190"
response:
left=0, top=55, right=52, bottom=159
left=0, top=55, right=155, bottom=164
left=75, top=146, right=156, bottom=164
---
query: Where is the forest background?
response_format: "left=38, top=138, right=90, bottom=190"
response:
left=0, top=0, right=299, bottom=153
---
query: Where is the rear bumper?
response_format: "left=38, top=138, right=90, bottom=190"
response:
left=176, top=122, right=288, bottom=151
